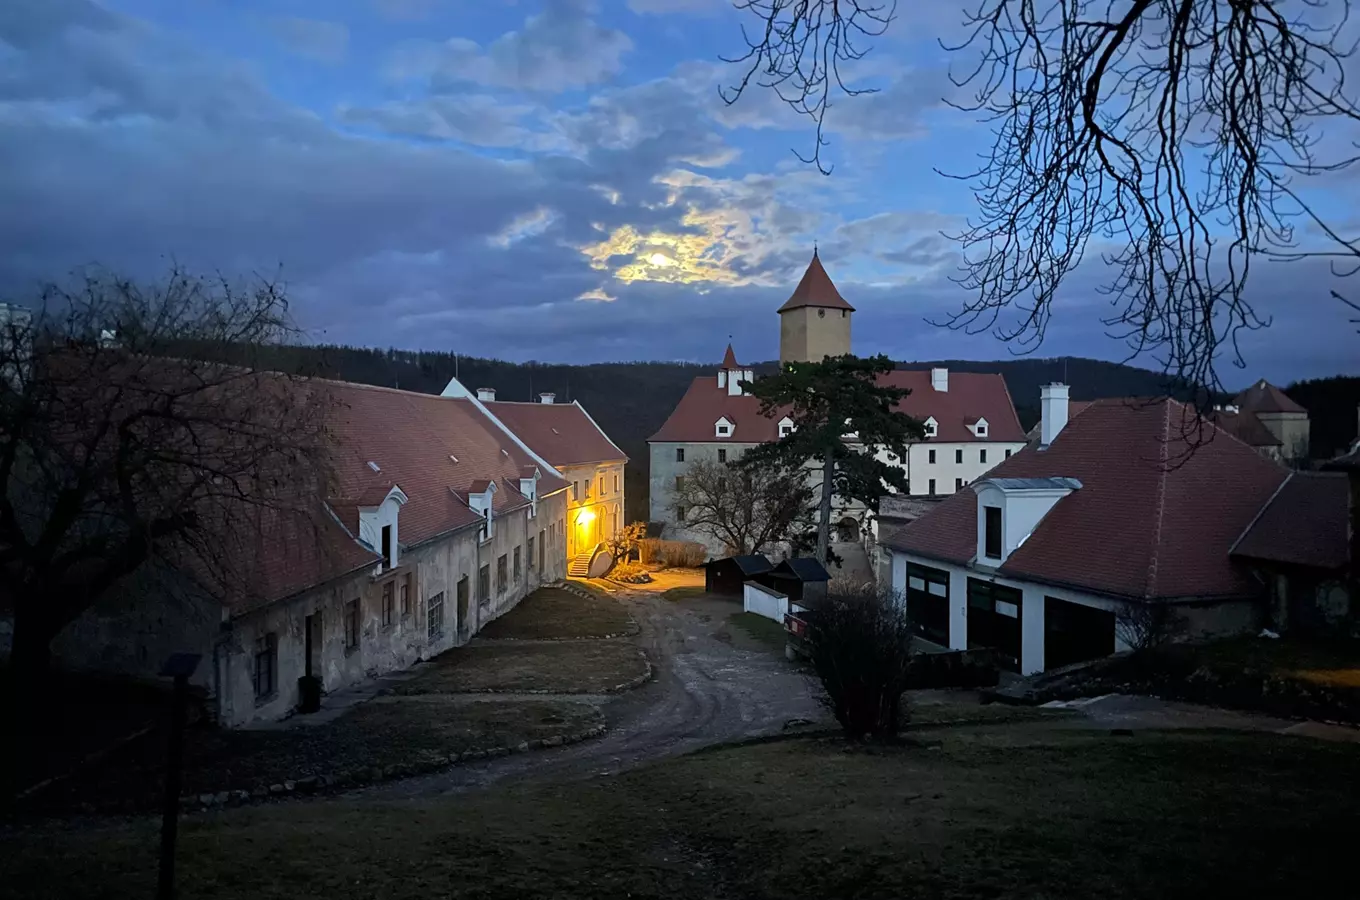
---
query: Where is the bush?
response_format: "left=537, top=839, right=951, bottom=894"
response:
left=638, top=539, right=706, bottom=569
left=805, top=584, right=915, bottom=740
left=609, top=562, right=653, bottom=584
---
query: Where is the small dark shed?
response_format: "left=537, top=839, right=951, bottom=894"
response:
left=758, top=557, right=831, bottom=606
left=704, top=555, right=773, bottom=596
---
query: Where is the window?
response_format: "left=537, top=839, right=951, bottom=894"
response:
left=980, top=449, right=988, bottom=464
left=718, top=448, right=727, bottom=463
left=513, top=546, right=522, bottom=582
left=718, top=476, right=727, bottom=491
left=955, top=478, right=964, bottom=490
left=253, top=633, right=277, bottom=699
left=676, top=505, right=686, bottom=522
left=1005, top=449, right=1013, bottom=459
left=478, top=564, right=491, bottom=606
left=400, top=574, right=412, bottom=618
left=928, top=449, right=936, bottom=464
left=984, top=506, right=1003, bottom=559
left=527, top=536, right=535, bottom=569
left=427, top=591, right=444, bottom=639
left=599, top=476, right=605, bottom=495
left=381, top=581, right=395, bottom=627
left=380, top=525, right=392, bottom=567
left=905, top=563, right=950, bottom=646
left=675, top=475, right=685, bottom=491
left=780, top=424, right=793, bottom=437
left=344, top=599, right=360, bottom=651
left=841, top=310, right=847, bottom=318
left=955, top=449, right=963, bottom=464
left=538, top=529, right=545, bottom=570
left=496, top=554, right=508, bottom=593
left=928, top=478, right=936, bottom=494
left=614, top=474, right=619, bottom=492
left=675, top=448, right=685, bottom=462
left=572, top=481, right=579, bottom=500
left=456, top=578, right=469, bottom=633
left=717, top=424, right=730, bottom=435
left=977, top=423, right=987, bottom=436
left=924, top=420, right=937, bottom=437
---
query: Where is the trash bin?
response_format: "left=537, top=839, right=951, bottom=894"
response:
left=297, top=675, right=322, bottom=713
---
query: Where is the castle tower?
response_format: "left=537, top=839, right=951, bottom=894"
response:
left=778, top=249, right=854, bottom=364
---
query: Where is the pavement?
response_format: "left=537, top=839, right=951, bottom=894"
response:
left=354, top=584, right=826, bottom=800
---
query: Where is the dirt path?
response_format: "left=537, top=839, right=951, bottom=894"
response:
left=355, top=589, right=825, bottom=800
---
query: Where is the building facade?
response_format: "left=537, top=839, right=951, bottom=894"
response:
left=648, top=252, right=1025, bottom=553
left=41, top=378, right=586, bottom=727
left=884, top=387, right=1297, bottom=675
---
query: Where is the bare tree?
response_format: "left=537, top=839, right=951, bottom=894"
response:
left=723, top=1, right=1360, bottom=394
left=0, top=267, right=335, bottom=688
left=671, top=458, right=814, bottom=556
left=804, top=582, right=915, bottom=740
left=1114, top=601, right=1185, bottom=652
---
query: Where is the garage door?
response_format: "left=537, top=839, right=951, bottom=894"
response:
left=1044, top=596, right=1115, bottom=671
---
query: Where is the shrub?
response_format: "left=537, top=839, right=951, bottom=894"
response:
left=609, top=562, right=653, bottom=584
left=638, top=539, right=707, bottom=569
left=805, top=584, right=915, bottom=740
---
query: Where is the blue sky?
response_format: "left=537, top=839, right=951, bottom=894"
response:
left=0, top=0, right=1355, bottom=388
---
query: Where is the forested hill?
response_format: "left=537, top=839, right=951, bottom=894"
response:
left=228, top=344, right=1357, bottom=521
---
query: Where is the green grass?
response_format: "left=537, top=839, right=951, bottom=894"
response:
left=394, top=641, right=649, bottom=695
left=6, top=728, right=1358, bottom=899
left=728, top=612, right=789, bottom=651
left=477, top=587, right=634, bottom=640
left=661, top=586, right=709, bottom=603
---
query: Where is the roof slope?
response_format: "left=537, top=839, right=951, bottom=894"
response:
left=1208, top=409, right=1282, bottom=447
left=1233, top=379, right=1307, bottom=415
left=1025, top=399, right=1095, bottom=440
left=885, top=398, right=1290, bottom=600
left=1231, top=472, right=1350, bottom=570
left=483, top=400, right=627, bottom=468
left=777, top=252, right=855, bottom=313
left=243, top=382, right=569, bottom=610
left=650, top=368, right=1025, bottom=444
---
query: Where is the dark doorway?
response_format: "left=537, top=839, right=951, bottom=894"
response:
left=304, top=613, right=321, bottom=679
left=967, top=578, right=1022, bottom=672
left=456, top=576, right=470, bottom=639
left=836, top=516, right=860, bottom=542
left=1044, top=597, right=1115, bottom=671
left=905, top=563, right=950, bottom=646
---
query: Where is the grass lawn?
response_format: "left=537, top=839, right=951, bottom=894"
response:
left=6, top=727, right=1357, bottom=899
left=726, top=611, right=789, bottom=654
left=395, top=640, right=649, bottom=695
left=661, top=586, right=709, bottom=603
left=26, top=698, right=602, bottom=813
left=1177, top=635, right=1360, bottom=687
left=477, top=586, right=635, bottom=640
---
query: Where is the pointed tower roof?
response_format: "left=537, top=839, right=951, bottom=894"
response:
left=721, top=343, right=740, bottom=368
left=1232, top=379, right=1306, bottom=415
left=777, top=250, right=856, bottom=313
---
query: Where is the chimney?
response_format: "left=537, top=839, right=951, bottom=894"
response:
left=1040, top=383, right=1070, bottom=448
left=476, top=387, right=496, bottom=402
left=539, top=392, right=555, bottom=404
left=931, top=368, right=948, bottom=392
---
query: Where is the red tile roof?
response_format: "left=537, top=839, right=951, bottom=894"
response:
left=238, top=381, right=569, bottom=611
left=777, top=252, right=856, bottom=313
left=1233, top=379, right=1306, bottom=415
left=484, top=400, right=627, bottom=468
left=1026, top=400, right=1095, bottom=440
left=1232, top=472, right=1350, bottom=570
left=1208, top=409, right=1282, bottom=447
left=650, top=367, right=1026, bottom=444
left=885, top=398, right=1290, bottom=600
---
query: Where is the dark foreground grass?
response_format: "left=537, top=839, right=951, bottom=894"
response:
left=727, top=611, right=789, bottom=653
left=25, top=699, right=602, bottom=813
left=6, top=727, right=1357, bottom=899
left=477, top=587, right=634, bottom=640
left=394, top=640, right=649, bottom=694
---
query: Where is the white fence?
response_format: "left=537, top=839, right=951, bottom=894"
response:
left=742, top=580, right=789, bottom=622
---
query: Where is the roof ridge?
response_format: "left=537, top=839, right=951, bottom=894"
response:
left=1143, top=399, right=1172, bottom=599
left=1228, top=471, right=1294, bottom=557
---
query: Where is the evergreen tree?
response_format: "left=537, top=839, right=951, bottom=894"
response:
left=739, top=354, right=925, bottom=564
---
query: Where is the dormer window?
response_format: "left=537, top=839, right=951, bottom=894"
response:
left=519, top=467, right=540, bottom=518
left=467, top=481, right=498, bottom=543
left=976, top=423, right=987, bottom=436
left=970, top=476, right=1080, bottom=565
left=968, top=417, right=990, bottom=439
left=923, top=417, right=938, bottom=438
left=715, top=416, right=734, bottom=438
left=357, top=484, right=408, bottom=572
left=778, top=416, right=795, bottom=438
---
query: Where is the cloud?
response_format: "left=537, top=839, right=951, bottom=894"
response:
left=627, top=0, right=726, bottom=15
left=576, top=286, right=616, bottom=302
left=388, top=0, right=632, bottom=93
left=488, top=206, right=560, bottom=248
left=339, top=94, right=563, bottom=150
left=267, top=17, right=349, bottom=65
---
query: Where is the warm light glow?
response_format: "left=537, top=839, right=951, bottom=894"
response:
left=575, top=508, right=596, bottom=526
left=647, top=252, right=673, bottom=267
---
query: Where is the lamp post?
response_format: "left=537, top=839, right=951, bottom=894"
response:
left=159, top=652, right=201, bottom=900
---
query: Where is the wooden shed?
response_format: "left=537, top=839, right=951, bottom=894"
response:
left=704, top=555, right=774, bottom=597
left=757, top=557, right=831, bottom=606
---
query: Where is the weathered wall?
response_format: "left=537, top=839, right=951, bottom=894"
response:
left=1256, top=411, right=1309, bottom=461
left=779, top=307, right=851, bottom=364
left=648, top=439, right=761, bottom=555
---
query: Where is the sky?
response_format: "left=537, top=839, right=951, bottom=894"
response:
left=0, top=0, right=1356, bottom=388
